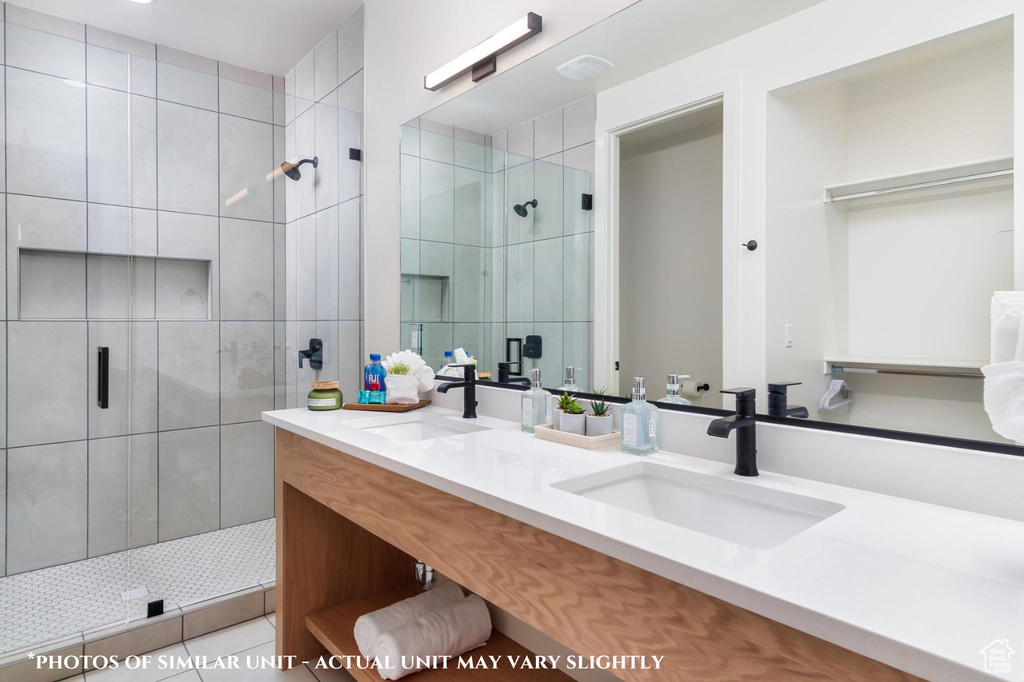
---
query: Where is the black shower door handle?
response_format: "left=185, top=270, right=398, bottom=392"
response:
left=97, top=347, right=109, bottom=409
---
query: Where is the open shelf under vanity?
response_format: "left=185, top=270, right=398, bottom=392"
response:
left=306, top=582, right=570, bottom=681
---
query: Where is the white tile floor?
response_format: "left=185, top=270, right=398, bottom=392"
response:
left=0, top=520, right=276, bottom=655
left=73, top=615, right=355, bottom=682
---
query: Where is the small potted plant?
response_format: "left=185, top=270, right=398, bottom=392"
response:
left=553, top=391, right=575, bottom=430
left=559, top=395, right=586, bottom=435
left=382, top=359, right=420, bottom=405
left=586, top=390, right=613, bottom=436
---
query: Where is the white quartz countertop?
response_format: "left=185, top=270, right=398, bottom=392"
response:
left=263, top=405, right=1024, bottom=681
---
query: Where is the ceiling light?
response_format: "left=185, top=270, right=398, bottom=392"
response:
left=128, top=0, right=156, bottom=5
left=556, top=55, right=614, bottom=81
left=424, top=13, right=542, bottom=91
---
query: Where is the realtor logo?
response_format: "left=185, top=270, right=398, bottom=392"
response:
left=981, top=639, right=1014, bottom=675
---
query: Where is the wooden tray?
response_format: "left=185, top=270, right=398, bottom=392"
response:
left=342, top=400, right=431, bottom=412
left=306, top=582, right=570, bottom=681
left=533, top=423, right=620, bottom=449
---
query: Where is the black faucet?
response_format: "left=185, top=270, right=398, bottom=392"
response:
left=436, top=364, right=478, bottom=419
left=767, top=381, right=809, bottom=418
left=707, top=388, right=758, bottom=477
left=498, top=362, right=531, bottom=385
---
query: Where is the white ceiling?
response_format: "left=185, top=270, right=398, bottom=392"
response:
left=422, top=0, right=826, bottom=135
left=6, top=0, right=362, bottom=76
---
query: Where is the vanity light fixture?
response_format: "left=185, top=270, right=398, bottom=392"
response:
left=128, top=0, right=156, bottom=4
left=424, top=12, right=542, bottom=90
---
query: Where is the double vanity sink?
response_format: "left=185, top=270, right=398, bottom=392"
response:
left=342, top=410, right=843, bottom=551
left=266, top=402, right=1024, bottom=681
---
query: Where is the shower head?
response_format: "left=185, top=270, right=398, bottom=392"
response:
left=281, top=156, right=318, bottom=181
left=513, top=199, right=538, bottom=217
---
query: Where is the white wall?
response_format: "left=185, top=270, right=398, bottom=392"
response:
left=618, top=118, right=723, bottom=402
left=594, top=0, right=1021, bottom=421
left=766, top=34, right=1013, bottom=442
left=362, top=0, right=635, bottom=358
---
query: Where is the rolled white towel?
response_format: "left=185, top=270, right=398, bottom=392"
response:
left=374, top=595, right=492, bottom=680
left=353, top=581, right=463, bottom=661
left=983, top=361, right=1024, bottom=443
left=991, top=292, right=1024, bottom=364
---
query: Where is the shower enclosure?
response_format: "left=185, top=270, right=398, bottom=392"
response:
left=399, top=114, right=594, bottom=388
left=0, top=1, right=364, bottom=662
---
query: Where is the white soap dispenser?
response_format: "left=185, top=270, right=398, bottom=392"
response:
left=622, top=377, right=659, bottom=455
left=521, top=368, right=551, bottom=433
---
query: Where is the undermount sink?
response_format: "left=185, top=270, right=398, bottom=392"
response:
left=553, top=462, right=844, bottom=549
left=348, top=413, right=490, bottom=443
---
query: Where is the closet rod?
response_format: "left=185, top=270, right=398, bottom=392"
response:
left=827, top=168, right=1013, bottom=202
left=832, top=365, right=983, bottom=379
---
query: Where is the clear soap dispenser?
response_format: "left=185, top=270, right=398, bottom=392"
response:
left=657, top=373, right=692, bottom=406
left=558, top=366, right=580, bottom=391
left=521, top=368, right=551, bottom=433
left=622, top=377, right=659, bottom=455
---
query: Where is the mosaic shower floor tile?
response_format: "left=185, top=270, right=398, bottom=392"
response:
left=0, top=519, right=275, bottom=656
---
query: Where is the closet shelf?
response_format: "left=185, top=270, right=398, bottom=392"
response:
left=824, top=356, right=985, bottom=378
left=823, top=155, right=1013, bottom=203
left=305, top=582, right=571, bottom=682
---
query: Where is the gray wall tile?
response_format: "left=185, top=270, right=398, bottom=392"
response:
left=6, top=23, right=84, bottom=81
left=564, top=232, right=593, bottom=322
left=87, top=25, right=155, bottom=60
left=7, top=441, right=88, bottom=574
left=338, top=320, right=362, bottom=401
left=534, top=238, right=563, bottom=322
left=155, top=258, right=210, bottom=319
left=86, top=254, right=130, bottom=319
left=453, top=167, right=485, bottom=246
left=508, top=120, right=534, bottom=159
left=293, top=107, right=316, bottom=218
left=294, top=216, right=316, bottom=320
left=158, top=321, right=219, bottom=430
left=313, top=29, right=338, bottom=103
left=533, top=161, right=564, bottom=241
left=0, top=449, right=4, bottom=576
left=220, top=114, right=274, bottom=221
left=19, top=250, right=86, bottom=319
left=337, top=6, right=363, bottom=86
left=157, top=101, right=218, bottom=215
left=400, top=155, right=420, bottom=239
left=131, top=55, right=156, bottom=97
left=131, top=94, right=158, bottom=209
left=158, top=426, right=219, bottom=541
left=8, top=321, right=88, bottom=447
left=219, top=78, right=273, bottom=123
left=87, top=85, right=130, bottom=205
left=6, top=4, right=84, bottom=40
left=420, top=159, right=454, bottom=243
left=6, top=68, right=87, bottom=200
left=220, top=321, right=274, bottom=424
left=220, top=422, right=274, bottom=527
left=315, top=206, right=339, bottom=320
left=420, top=130, right=454, bottom=165
left=314, top=103, right=339, bottom=210
left=454, top=246, right=486, bottom=323
left=87, top=433, right=158, bottom=556
left=87, top=44, right=129, bottom=91
left=534, top=109, right=563, bottom=159
left=338, top=108, right=362, bottom=203
left=220, top=219, right=274, bottom=320
left=130, top=321, right=159, bottom=433
left=157, top=61, right=217, bottom=110
left=338, top=198, right=361, bottom=321
left=563, top=95, right=597, bottom=149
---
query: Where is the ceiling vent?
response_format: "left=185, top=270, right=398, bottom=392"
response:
left=556, top=55, right=614, bottom=81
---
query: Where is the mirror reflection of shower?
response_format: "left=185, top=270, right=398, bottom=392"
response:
left=513, top=198, right=538, bottom=217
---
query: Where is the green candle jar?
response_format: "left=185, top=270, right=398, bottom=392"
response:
left=307, top=381, right=343, bottom=411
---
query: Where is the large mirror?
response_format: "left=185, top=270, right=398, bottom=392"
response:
left=400, top=0, right=1019, bottom=448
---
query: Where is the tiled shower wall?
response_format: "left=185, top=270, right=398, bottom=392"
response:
left=0, top=2, right=364, bottom=577
left=400, top=96, right=595, bottom=388
left=283, top=6, right=365, bottom=409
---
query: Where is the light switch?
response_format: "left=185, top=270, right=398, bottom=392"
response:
left=784, top=324, right=793, bottom=348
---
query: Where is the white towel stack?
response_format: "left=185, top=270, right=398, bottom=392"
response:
left=374, top=594, right=492, bottom=680
left=353, top=581, right=464, bottom=660
left=983, top=292, right=1024, bottom=443
left=352, top=581, right=493, bottom=681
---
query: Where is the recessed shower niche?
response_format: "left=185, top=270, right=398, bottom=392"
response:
left=18, top=249, right=212, bottom=320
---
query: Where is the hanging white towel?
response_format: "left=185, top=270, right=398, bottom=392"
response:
left=374, top=595, right=492, bottom=680
left=982, top=361, right=1024, bottom=443
left=353, top=581, right=464, bottom=661
left=991, top=292, right=1024, bottom=364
